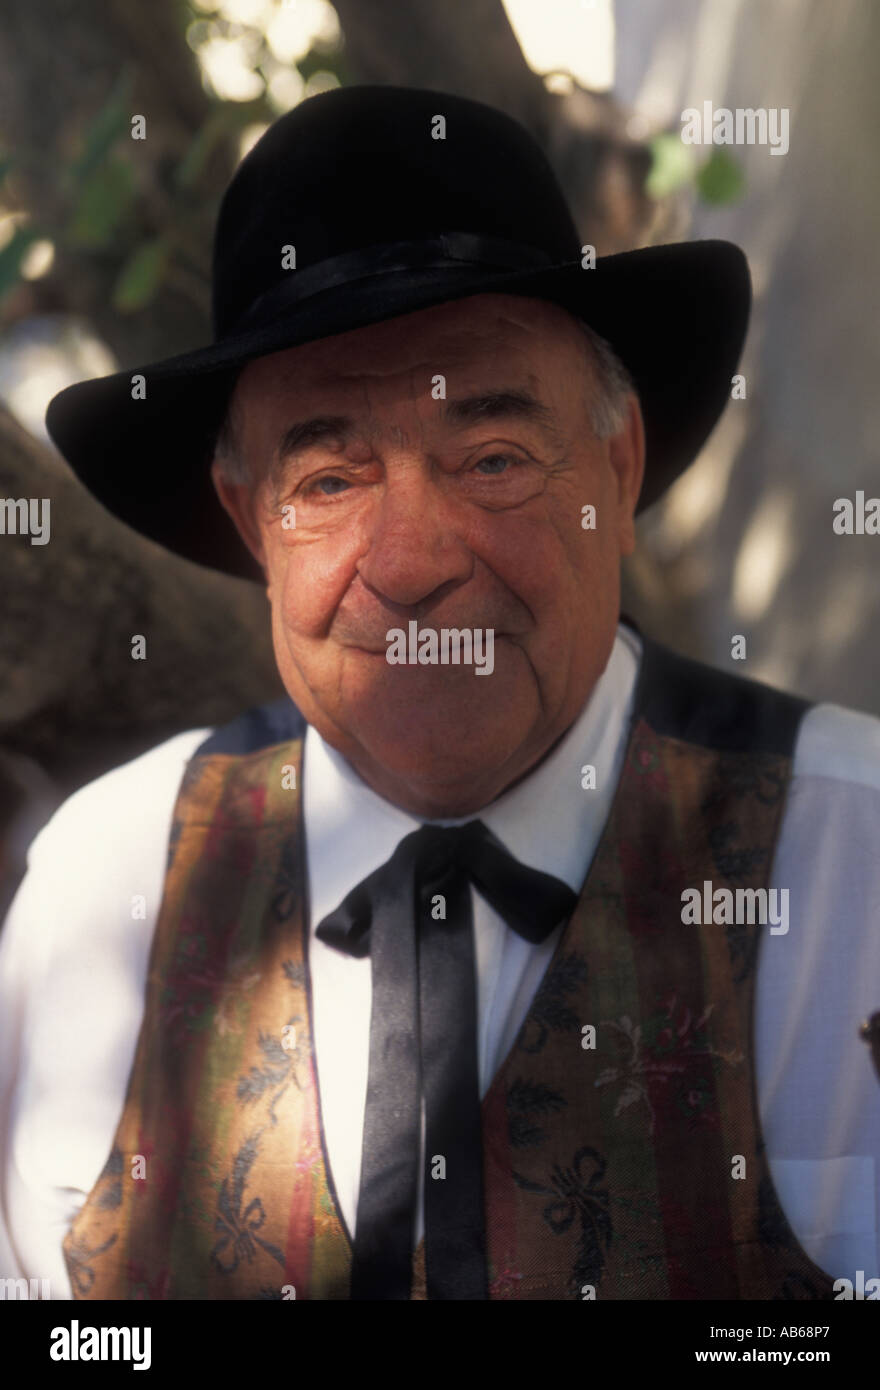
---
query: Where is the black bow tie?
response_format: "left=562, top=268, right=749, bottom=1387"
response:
left=315, top=819, right=577, bottom=1300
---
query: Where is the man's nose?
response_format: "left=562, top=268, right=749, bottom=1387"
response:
left=355, top=467, right=473, bottom=608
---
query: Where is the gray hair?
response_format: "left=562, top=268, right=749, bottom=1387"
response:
left=212, top=318, right=635, bottom=487
left=578, top=319, right=636, bottom=440
left=212, top=391, right=248, bottom=486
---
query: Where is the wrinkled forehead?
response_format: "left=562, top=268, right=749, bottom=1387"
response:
left=232, top=292, right=588, bottom=414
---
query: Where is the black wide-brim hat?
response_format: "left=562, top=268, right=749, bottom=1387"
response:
left=46, top=84, right=750, bottom=583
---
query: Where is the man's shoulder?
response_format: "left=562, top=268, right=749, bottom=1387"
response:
left=634, top=631, right=880, bottom=786
left=794, top=700, right=880, bottom=793
left=21, top=689, right=306, bottom=873
left=25, top=725, right=213, bottom=869
left=634, top=634, right=809, bottom=756
left=0, top=726, right=215, bottom=1003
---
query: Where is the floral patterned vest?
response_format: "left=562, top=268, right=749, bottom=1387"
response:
left=62, top=633, right=837, bottom=1299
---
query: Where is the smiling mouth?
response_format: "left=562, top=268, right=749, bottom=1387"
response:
left=348, top=636, right=513, bottom=661
left=349, top=635, right=507, bottom=650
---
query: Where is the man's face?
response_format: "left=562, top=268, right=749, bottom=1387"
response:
left=214, top=293, right=644, bottom=817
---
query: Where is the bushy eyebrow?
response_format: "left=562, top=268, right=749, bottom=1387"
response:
left=276, top=415, right=351, bottom=461
left=273, top=388, right=561, bottom=469
left=440, top=387, right=559, bottom=438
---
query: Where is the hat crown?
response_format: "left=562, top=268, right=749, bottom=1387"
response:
left=211, top=84, right=581, bottom=337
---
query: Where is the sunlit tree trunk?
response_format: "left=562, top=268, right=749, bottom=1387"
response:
left=615, top=0, right=880, bottom=711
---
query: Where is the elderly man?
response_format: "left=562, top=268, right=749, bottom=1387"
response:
left=1, top=85, right=879, bottom=1303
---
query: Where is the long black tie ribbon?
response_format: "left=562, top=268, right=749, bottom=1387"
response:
left=315, top=819, right=577, bottom=1300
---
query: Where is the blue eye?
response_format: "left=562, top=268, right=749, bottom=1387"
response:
left=475, top=455, right=513, bottom=474
left=314, top=475, right=350, bottom=495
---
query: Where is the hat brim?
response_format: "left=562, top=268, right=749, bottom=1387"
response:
left=45, top=239, right=749, bottom=581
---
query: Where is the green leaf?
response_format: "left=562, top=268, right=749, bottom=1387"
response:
left=645, top=132, right=696, bottom=199
left=68, top=70, right=135, bottom=185
left=173, top=112, right=229, bottom=190
left=696, top=149, right=746, bottom=205
left=112, top=238, right=169, bottom=312
left=67, top=158, right=136, bottom=249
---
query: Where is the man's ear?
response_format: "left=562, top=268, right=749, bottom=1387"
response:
left=211, top=463, right=268, bottom=573
left=608, top=393, right=645, bottom=556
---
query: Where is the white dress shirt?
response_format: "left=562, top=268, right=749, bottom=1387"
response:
left=1, top=624, right=879, bottom=1297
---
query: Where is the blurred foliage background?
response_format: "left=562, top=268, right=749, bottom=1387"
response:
left=0, top=0, right=877, bottom=914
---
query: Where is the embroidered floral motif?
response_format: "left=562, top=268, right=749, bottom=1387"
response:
left=236, top=1020, right=306, bottom=1122
left=282, top=959, right=305, bottom=987
left=97, top=1182, right=122, bottom=1211
left=514, top=1146, right=612, bottom=1294
left=489, top=1264, right=525, bottom=1297
left=517, top=951, right=589, bottom=1055
left=65, top=1231, right=119, bottom=1296
left=594, top=994, right=743, bottom=1134
left=506, top=1076, right=567, bottom=1148
left=707, top=822, right=768, bottom=882
left=94, top=1146, right=124, bottom=1210
left=702, top=758, right=787, bottom=812
left=162, top=942, right=262, bottom=1043
left=214, top=964, right=263, bottom=1037
left=211, top=1131, right=286, bottom=1275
